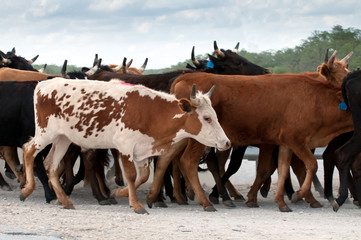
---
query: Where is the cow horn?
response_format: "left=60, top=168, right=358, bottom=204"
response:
left=61, top=60, right=68, bottom=77
left=328, top=50, right=337, bottom=65
left=93, top=54, right=99, bottom=67
left=191, top=46, right=201, bottom=67
left=28, top=55, right=39, bottom=64
left=214, top=41, right=225, bottom=58
left=340, top=51, right=353, bottom=63
left=38, top=64, right=47, bottom=73
left=324, top=48, right=329, bottom=63
left=86, top=58, right=100, bottom=76
left=122, top=57, right=127, bottom=74
left=232, top=42, right=240, bottom=53
left=139, top=58, right=148, bottom=72
left=111, top=57, right=126, bottom=72
left=1, top=54, right=11, bottom=65
left=190, top=84, right=201, bottom=106
left=206, top=85, right=216, bottom=98
left=11, top=47, right=16, bottom=56
left=126, top=59, right=133, bottom=68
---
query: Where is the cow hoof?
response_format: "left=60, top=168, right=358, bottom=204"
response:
left=332, top=200, right=340, bottom=212
left=326, top=196, right=334, bottom=203
left=310, top=201, right=322, bottom=208
left=98, top=200, right=112, bottom=205
left=223, top=200, right=236, bottom=208
left=186, top=191, right=195, bottom=201
left=15, top=164, right=24, bottom=173
left=135, top=208, right=149, bottom=215
left=209, top=196, right=219, bottom=204
left=353, top=200, right=359, bottom=207
left=19, top=193, right=26, bottom=202
left=1, top=185, right=12, bottom=191
left=63, top=185, right=74, bottom=196
left=260, top=188, right=269, bottom=198
left=291, top=192, right=300, bottom=203
left=153, top=201, right=168, bottom=208
left=146, top=200, right=153, bottom=208
left=246, top=201, right=259, bottom=208
left=115, top=179, right=124, bottom=187
left=279, top=205, right=292, bottom=212
left=204, top=205, right=217, bottom=212
left=64, top=204, right=75, bottom=209
left=176, top=200, right=188, bottom=205
left=49, top=199, right=60, bottom=205
left=234, top=195, right=246, bottom=202
left=108, top=198, right=118, bottom=205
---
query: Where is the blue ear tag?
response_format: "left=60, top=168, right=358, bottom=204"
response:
left=207, top=60, right=214, bottom=69
left=339, top=100, right=347, bottom=111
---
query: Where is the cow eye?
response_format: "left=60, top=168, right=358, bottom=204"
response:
left=204, top=116, right=212, bottom=123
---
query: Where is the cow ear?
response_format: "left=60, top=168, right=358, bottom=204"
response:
left=178, top=98, right=192, bottom=113
left=81, top=67, right=90, bottom=72
left=319, top=64, right=331, bottom=79
left=336, top=90, right=343, bottom=101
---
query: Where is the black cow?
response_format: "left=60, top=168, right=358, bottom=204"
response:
left=322, top=131, right=358, bottom=204
left=0, top=48, right=39, bottom=71
left=333, top=70, right=361, bottom=211
left=0, top=81, right=56, bottom=202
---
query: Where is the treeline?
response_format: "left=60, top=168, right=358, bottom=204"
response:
left=35, top=25, right=361, bottom=75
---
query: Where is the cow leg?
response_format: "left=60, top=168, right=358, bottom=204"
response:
left=290, top=155, right=319, bottom=205
left=118, top=153, right=148, bottom=214
left=274, top=145, right=295, bottom=212
left=34, top=148, right=57, bottom=203
left=21, top=138, right=47, bottom=201
left=288, top=145, right=320, bottom=209
left=0, top=172, right=10, bottom=190
left=209, top=147, right=244, bottom=206
left=207, top=148, right=234, bottom=206
left=222, top=147, right=246, bottom=201
left=247, top=144, right=276, bottom=207
left=113, top=160, right=150, bottom=199
left=110, top=149, right=124, bottom=186
left=351, top=156, right=361, bottom=207
left=163, top=161, right=176, bottom=202
left=179, top=139, right=215, bottom=211
left=216, top=149, right=244, bottom=201
left=0, top=146, right=24, bottom=182
left=0, top=147, right=11, bottom=190
left=82, top=150, right=110, bottom=205
left=172, top=158, right=188, bottom=205
left=0, top=146, right=24, bottom=190
left=334, top=134, right=361, bottom=211
left=44, top=136, right=74, bottom=209
left=61, top=144, right=81, bottom=195
left=323, top=152, right=336, bottom=202
left=146, top=139, right=188, bottom=208
left=94, top=151, right=117, bottom=205
left=151, top=157, right=172, bottom=207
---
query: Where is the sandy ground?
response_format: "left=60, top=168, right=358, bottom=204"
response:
left=0, top=158, right=360, bottom=240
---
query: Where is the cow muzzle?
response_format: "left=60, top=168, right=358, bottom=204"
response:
left=216, top=140, right=231, bottom=151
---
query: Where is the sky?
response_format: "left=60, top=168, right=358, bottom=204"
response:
left=1, top=0, right=361, bottom=70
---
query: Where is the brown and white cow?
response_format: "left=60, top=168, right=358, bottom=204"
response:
left=146, top=50, right=354, bottom=212
left=20, top=78, right=230, bottom=214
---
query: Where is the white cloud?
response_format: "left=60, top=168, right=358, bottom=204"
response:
left=88, top=0, right=133, bottom=11
left=1, top=0, right=361, bottom=69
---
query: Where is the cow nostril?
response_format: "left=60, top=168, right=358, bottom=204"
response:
left=226, top=141, right=231, bottom=149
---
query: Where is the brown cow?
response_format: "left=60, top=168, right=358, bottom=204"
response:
left=146, top=50, right=354, bottom=212
left=0, top=67, right=58, bottom=81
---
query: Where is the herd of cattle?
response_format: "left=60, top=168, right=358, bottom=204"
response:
left=0, top=42, right=360, bottom=214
